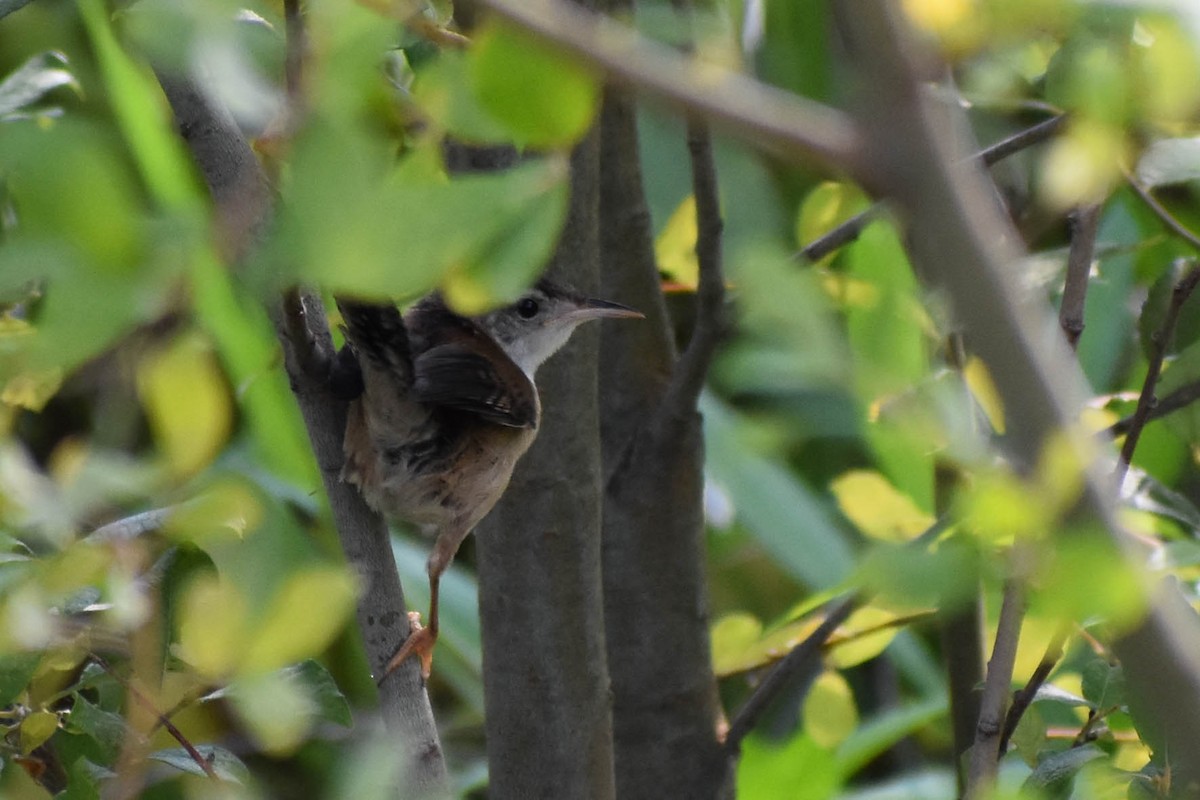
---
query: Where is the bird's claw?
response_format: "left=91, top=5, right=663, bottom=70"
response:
left=379, top=612, right=437, bottom=683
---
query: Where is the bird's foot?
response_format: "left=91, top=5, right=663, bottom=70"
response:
left=379, top=611, right=438, bottom=684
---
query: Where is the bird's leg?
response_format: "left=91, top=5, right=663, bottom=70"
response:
left=379, top=536, right=455, bottom=682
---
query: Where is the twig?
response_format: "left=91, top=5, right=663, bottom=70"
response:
left=798, top=114, right=1067, bottom=263
left=998, top=624, right=1070, bottom=754
left=1126, top=175, right=1200, bottom=253
left=1106, top=378, right=1200, bottom=437
left=90, top=656, right=219, bottom=781
left=472, top=0, right=866, bottom=180
left=723, top=594, right=859, bottom=756
left=1116, top=259, right=1200, bottom=486
left=1059, top=203, right=1103, bottom=349
left=965, top=580, right=1025, bottom=798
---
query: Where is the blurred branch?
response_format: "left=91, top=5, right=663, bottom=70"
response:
left=1059, top=203, right=1102, bottom=349
left=1106, top=378, right=1200, bottom=437
left=965, top=580, right=1024, bottom=796
left=1000, top=625, right=1070, bottom=754
left=1127, top=175, right=1200, bottom=252
left=91, top=656, right=219, bottom=782
left=723, top=595, right=859, bottom=757
left=799, top=114, right=1067, bottom=263
left=1116, top=259, right=1200, bottom=487
left=840, top=0, right=1200, bottom=790
left=0, top=0, right=34, bottom=21
left=472, top=0, right=866, bottom=180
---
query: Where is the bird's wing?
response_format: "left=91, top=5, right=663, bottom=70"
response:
left=413, top=338, right=538, bottom=429
left=335, top=298, right=414, bottom=392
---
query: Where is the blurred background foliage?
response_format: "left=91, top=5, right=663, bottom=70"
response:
left=0, top=0, right=1199, bottom=797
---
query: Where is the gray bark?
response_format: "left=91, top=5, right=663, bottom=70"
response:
left=474, top=128, right=617, bottom=798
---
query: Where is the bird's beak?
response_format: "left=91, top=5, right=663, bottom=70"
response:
left=569, top=298, right=645, bottom=322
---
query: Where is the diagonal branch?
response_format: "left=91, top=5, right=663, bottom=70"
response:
left=473, top=0, right=866, bottom=180
left=799, top=114, right=1067, bottom=263
left=1127, top=176, right=1200, bottom=253
left=723, top=595, right=860, bottom=757
left=1106, top=378, right=1200, bottom=437
left=1116, top=259, right=1200, bottom=487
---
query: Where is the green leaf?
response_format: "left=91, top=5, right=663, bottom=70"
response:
left=738, top=732, right=840, bottom=800
left=1011, top=704, right=1047, bottom=767
left=834, top=693, right=947, bottom=777
left=469, top=22, right=599, bottom=148
left=0, top=652, right=40, bottom=706
left=1021, top=745, right=1104, bottom=799
left=19, top=709, right=59, bottom=754
left=1080, top=660, right=1126, bottom=709
left=230, top=669, right=317, bottom=755
left=148, top=744, right=249, bottom=783
left=285, top=660, right=352, bottom=728
left=66, top=696, right=125, bottom=762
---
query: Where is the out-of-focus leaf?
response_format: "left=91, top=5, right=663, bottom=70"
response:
left=710, top=613, right=764, bottom=677
left=0, top=51, right=78, bottom=118
left=803, top=671, right=858, bottom=749
left=701, top=392, right=855, bottom=590
left=230, top=669, right=316, bottom=755
left=149, top=744, right=249, bottom=783
left=833, top=693, right=947, bottom=778
left=19, top=709, right=58, bottom=754
left=0, top=653, right=40, bottom=705
left=1034, top=683, right=1091, bottom=709
left=845, top=221, right=934, bottom=512
left=1136, top=137, right=1200, bottom=188
left=138, top=332, right=232, bottom=479
left=795, top=181, right=867, bottom=264
left=241, top=566, right=357, bottom=675
left=1030, top=530, right=1145, bottom=629
left=65, top=696, right=124, bottom=762
left=963, top=357, right=1005, bottom=434
left=0, top=0, right=35, bottom=21
left=738, top=732, right=839, bottom=800
left=469, top=21, right=598, bottom=148
left=831, top=470, right=935, bottom=543
left=176, top=574, right=250, bottom=679
left=328, top=733, right=409, bottom=800
left=412, top=49, right=513, bottom=144
left=1011, top=703, right=1047, bottom=767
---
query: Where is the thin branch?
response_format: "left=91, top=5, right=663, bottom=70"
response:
left=723, top=594, right=859, bottom=757
left=1126, top=176, right=1200, bottom=253
left=472, top=0, right=866, bottom=180
left=798, top=114, right=1067, bottom=263
left=965, top=580, right=1025, bottom=798
left=1059, top=203, right=1103, bottom=349
left=1116, top=259, right=1200, bottom=487
left=88, top=507, right=175, bottom=543
left=999, top=624, right=1070, bottom=754
left=1106, top=378, right=1200, bottom=437
left=91, top=655, right=219, bottom=781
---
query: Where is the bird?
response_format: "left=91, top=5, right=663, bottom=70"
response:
left=334, top=278, right=643, bottom=680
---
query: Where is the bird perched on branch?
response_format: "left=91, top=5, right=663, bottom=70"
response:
left=335, top=278, right=642, bottom=680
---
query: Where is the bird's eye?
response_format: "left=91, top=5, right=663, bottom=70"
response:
left=516, top=298, right=539, bottom=319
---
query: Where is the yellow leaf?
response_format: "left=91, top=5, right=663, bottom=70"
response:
left=655, top=195, right=699, bottom=288
left=176, top=575, right=250, bottom=679
left=796, top=182, right=867, bottom=264
left=903, top=0, right=973, bottom=35
left=138, top=332, right=232, bottom=478
left=231, top=671, right=315, bottom=756
left=803, top=671, right=858, bottom=748
left=831, top=470, right=935, bottom=542
left=241, top=567, right=358, bottom=674
left=1, top=368, right=62, bottom=412
left=959, top=469, right=1048, bottom=545
left=826, top=606, right=907, bottom=669
left=964, top=356, right=1005, bottom=434
left=710, top=613, right=764, bottom=677
left=20, top=710, right=58, bottom=754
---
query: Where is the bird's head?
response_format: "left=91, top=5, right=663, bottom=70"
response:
left=476, top=279, right=643, bottom=376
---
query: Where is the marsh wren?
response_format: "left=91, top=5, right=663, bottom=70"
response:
left=336, top=279, right=642, bottom=680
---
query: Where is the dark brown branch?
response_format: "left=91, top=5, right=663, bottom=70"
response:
left=1127, top=176, right=1200, bottom=252
left=798, top=114, right=1067, bottom=263
left=91, top=656, right=218, bottom=781
left=966, top=580, right=1025, bottom=796
left=1106, top=378, right=1200, bottom=437
left=1116, top=259, right=1200, bottom=486
left=1059, top=203, right=1102, bottom=349
left=999, top=624, right=1070, bottom=755
left=723, top=595, right=859, bottom=757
